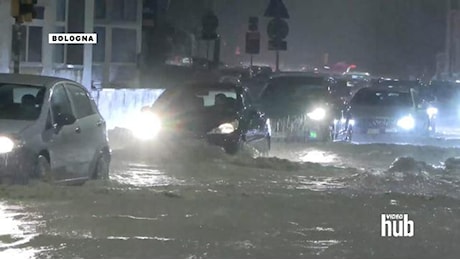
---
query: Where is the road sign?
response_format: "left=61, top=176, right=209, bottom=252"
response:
left=246, top=31, right=260, bottom=54
left=202, top=12, right=219, bottom=40
left=267, top=17, right=289, bottom=40
left=264, top=0, right=289, bottom=19
left=248, top=16, right=258, bottom=31
left=268, top=39, right=287, bottom=51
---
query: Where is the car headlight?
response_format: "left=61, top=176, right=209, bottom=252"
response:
left=209, top=120, right=239, bottom=134
left=131, top=111, right=162, bottom=140
left=307, top=108, right=326, bottom=121
left=349, top=119, right=355, bottom=126
left=426, top=107, right=438, bottom=117
left=0, top=136, right=15, bottom=154
left=397, top=115, right=415, bottom=130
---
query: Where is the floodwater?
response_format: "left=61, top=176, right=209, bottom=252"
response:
left=1, top=129, right=460, bottom=258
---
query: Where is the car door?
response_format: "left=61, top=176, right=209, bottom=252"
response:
left=65, top=83, right=105, bottom=178
left=242, top=89, right=268, bottom=145
left=43, top=83, right=81, bottom=180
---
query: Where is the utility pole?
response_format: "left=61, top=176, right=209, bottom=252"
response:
left=446, top=0, right=453, bottom=79
left=11, top=0, right=37, bottom=74
left=12, top=20, right=22, bottom=74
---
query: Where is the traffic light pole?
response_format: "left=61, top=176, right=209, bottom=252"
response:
left=12, top=19, right=21, bottom=74
left=275, top=50, right=280, bottom=72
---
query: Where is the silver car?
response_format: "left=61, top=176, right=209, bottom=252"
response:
left=0, top=74, right=110, bottom=184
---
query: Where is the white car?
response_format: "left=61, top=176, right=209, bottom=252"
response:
left=0, top=74, right=110, bottom=185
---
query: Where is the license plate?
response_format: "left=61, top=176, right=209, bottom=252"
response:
left=367, top=129, right=380, bottom=135
left=385, top=128, right=398, bottom=133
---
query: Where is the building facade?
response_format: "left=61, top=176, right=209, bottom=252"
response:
left=0, top=0, right=143, bottom=89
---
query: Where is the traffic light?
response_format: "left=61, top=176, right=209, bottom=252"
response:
left=201, top=11, right=219, bottom=40
left=248, top=17, right=258, bottom=31
left=11, top=0, right=37, bottom=23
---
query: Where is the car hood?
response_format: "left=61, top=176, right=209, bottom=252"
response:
left=156, top=108, right=238, bottom=135
left=262, top=99, right=331, bottom=118
left=350, top=105, right=413, bottom=119
left=0, top=120, right=34, bottom=135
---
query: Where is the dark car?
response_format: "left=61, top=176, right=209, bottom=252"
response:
left=0, top=74, right=111, bottom=184
left=258, top=73, right=341, bottom=142
left=334, top=86, right=437, bottom=141
left=133, top=82, right=271, bottom=155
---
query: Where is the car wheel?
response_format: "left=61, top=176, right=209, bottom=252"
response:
left=224, top=141, right=242, bottom=155
left=344, top=127, right=353, bottom=142
left=261, top=136, right=271, bottom=157
left=93, top=153, right=110, bottom=180
left=319, top=126, right=332, bottom=142
left=36, top=155, right=53, bottom=183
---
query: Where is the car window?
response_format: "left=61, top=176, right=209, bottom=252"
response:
left=0, top=84, right=45, bottom=120
left=261, top=77, right=329, bottom=102
left=66, top=84, right=96, bottom=119
left=50, top=84, right=74, bottom=120
left=351, top=89, right=412, bottom=107
left=155, top=86, right=239, bottom=112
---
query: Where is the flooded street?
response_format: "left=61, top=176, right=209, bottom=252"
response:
left=1, top=132, right=460, bottom=258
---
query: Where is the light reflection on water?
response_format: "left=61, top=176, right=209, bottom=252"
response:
left=0, top=202, right=43, bottom=259
left=110, top=163, right=185, bottom=187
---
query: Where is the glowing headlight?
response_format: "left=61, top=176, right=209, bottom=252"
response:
left=131, top=111, right=162, bottom=140
left=349, top=119, right=355, bottom=126
left=426, top=107, right=438, bottom=117
left=307, top=108, right=326, bottom=121
left=397, top=115, right=415, bottom=130
left=209, top=120, right=239, bottom=134
left=0, top=136, right=15, bottom=154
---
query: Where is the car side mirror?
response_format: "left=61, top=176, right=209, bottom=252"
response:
left=142, top=105, right=154, bottom=112
left=55, top=113, right=76, bottom=126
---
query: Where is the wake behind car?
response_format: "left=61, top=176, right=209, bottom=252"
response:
left=258, top=73, right=341, bottom=142
left=0, top=74, right=110, bottom=185
left=131, top=82, right=271, bottom=155
left=335, top=85, right=437, bottom=141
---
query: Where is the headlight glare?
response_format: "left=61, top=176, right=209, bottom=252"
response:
left=397, top=115, right=415, bottom=130
left=209, top=120, right=239, bottom=134
left=131, top=111, right=162, bottom=140
left=307, top=108, right=326, bottom=121
left=426, top=107, right=438, bottom=117
left=0, top=136, right=15, bottom=154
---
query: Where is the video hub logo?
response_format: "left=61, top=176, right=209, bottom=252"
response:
left=381, top=214, right=414, bottom=237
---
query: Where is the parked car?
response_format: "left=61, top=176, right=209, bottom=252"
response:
left=132, top=81, right=271, bottom=155
left=258, top=73, right=342, bottom=142
left=0, top=74, right=110, bottom=184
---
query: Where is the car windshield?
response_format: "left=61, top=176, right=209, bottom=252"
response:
left=0, top=84, right=45, bottom=120
left=262, top=77, right=329, bottom=102
left=352, top=89, right=412, bottom=107
left=155, top=85, right=239, bottom=112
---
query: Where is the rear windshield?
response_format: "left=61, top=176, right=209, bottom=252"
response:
left=154, top=85, right=239, bottom=112
left=261, top=77, right=329, bottom=102
left=0, top=84, right=46, bottom=120
left=351, top=89, right=412, bottom=107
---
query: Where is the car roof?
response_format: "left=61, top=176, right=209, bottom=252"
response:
left=270, top=72, right=328, bottom=79
left=177, top=81, right=242, bottom=91
left=0, top=73, right=78, bottom=88
left=360, top=86, right=412, bottom=94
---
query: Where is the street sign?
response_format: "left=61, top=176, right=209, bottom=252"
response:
left=246, top=31, right=260, bottom=54
left=264, top=0, right=289, bottom=19
left=267, top=17, right=289, bottom=40
left=248, top=16, right=258, bottom=31
left=202, top=12, right=219, bottom=40
left=268, top=39, right=287, bottom=51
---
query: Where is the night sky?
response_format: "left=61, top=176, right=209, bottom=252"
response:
left=212, top=0, right=447, bottom=77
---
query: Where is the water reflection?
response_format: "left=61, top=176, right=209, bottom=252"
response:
left=0, top=201, right=43, bottom=259
left=110, top=163, right=185, bottom=187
